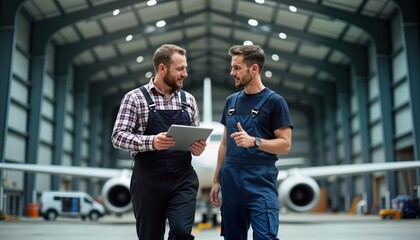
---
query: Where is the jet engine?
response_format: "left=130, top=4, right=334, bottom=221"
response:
left=278, top=172, right=320, bottom=212
left=101, top=171, right=132, bottom=214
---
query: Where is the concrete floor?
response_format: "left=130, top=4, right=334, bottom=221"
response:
left=0, top=212, right=419, bottom=240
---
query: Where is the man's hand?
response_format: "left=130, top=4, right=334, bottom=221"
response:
left=230, top=122, right=254, bottom=148
left=153, top=132, right=175, bottom=150
left=210, top=183, right=222, bottom=206
left=191, top=140, right=206, bottom=156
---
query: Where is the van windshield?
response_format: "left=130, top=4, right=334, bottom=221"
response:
left=84, top=197, right=93, bottom=204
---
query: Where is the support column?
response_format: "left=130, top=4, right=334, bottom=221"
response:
left=0, top=0, right=24, bottom=212
left=339, top=91, right=354, bottom=211
left=71, top=78, right=89, bottom=191
left=355, top=75, right=373, bottom=212
left=101, top=111, right=113, bottom=169
left=88, top=105, right=100, bottom=194
left=394, top=0, right=420, bottom=183
left=51, top=75, right=68, bottom=190
left=326, top=104, right=339, bottom=211
left=0, top=0, right=21, bottom=163
left=376, top=55, right=398, bottom=198
left=24, top=56, right=45, bottom=208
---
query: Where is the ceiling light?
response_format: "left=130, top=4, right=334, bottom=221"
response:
left=147, top=0, right=157, bottom=6
left=248, top=19, right=258, bottom=26
left=279, top=32, right=287, bottom=39
left=289, top=6, right=297, bottom=12
left=265, top=71, right=272, bottom=78
left=244, top=40, right=253, bottom=45
left=126, top=35, right=133, bottom=41
left=113, top=9, right=120, bottom=16
left=144, top=26, right=156, bottom=33
left=156, top=20, right=166, bottom=27
left=272, top=54, right=279, bottom=61
left=145, top=71, right=153, bottom=78
left=255, top=0, right=264, bottom=4
left=136, top=56, right=144, bottom=63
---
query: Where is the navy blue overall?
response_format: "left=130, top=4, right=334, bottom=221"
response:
left=131, top=87, right=198, bottom=240
left=220, top=89, right=280, bottom=240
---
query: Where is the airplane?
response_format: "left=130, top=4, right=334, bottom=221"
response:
left=2, top=157, right=420, bottom=216
left=2, top=78, right=420, bottom=221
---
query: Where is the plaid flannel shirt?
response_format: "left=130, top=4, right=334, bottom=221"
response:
left=111, top=79, right=200, bottom=157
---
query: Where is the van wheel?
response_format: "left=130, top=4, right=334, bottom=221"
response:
left=45, top=210, right=57, bottom=221
left=89, top=211, right=100, bottom=221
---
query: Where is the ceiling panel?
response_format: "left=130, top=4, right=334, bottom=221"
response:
left=237, top=1, right=274, bottom=22
left=308, top=17, right=348, bottom=39
left=323, top=0, right=364, bottom=12
left=101, top=11, right=139, bottom=32
left=75, top=20, right=103, bottom=39
left=19, top=0, right=398, bottom=114
left=58, top=0, right=88, bottom=14
left=298, top=44, right=330, bottom=60
left=275, top=9, right=309, bottom=31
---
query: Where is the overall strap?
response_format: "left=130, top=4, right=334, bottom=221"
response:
left=228, top=91, right=242, bottom=117
left=180, top=90, right=189, bottom=111
left=140, top=86, right=155, bottom=110
left=251, top=88, right=274, bottom=118
left=140, top=87, right=189, bottom=111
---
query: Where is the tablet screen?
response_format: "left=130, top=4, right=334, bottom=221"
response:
left=166, top=124, right=213, bottom=151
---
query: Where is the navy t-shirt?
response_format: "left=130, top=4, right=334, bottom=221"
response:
left=220, top=88, right=293, bottom=140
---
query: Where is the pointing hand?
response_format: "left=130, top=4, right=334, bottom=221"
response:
left=230, top=122, right=253, bottom=148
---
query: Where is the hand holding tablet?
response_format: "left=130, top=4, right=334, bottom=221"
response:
left=166, top=124, right=213, bottom=151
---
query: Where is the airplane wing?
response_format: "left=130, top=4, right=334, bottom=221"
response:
left=0, top=162, right=123, bottom=179
left=2, top=160, right=420, bottom=215
left=277, top=161, right=420, bottom=181
left=3, top=161, right=420, bottom=181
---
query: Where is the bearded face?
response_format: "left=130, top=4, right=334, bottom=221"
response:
left=163, top=52, right=188, bottom=90
left=163, top=70, right=183, bottom=90
left=234, top=67, right=253, bottom=89
left=231, top=55, right=253, bottom=89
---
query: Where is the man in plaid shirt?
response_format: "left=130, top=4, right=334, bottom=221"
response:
left=111, top=44, right=207, bottom=240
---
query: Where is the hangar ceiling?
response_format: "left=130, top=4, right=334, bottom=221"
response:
left=21, top=0, right=396, bottom=119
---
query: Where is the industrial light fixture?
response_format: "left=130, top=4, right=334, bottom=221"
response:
left=145, top=71, right=153, bottom=78
left=244, top=40, right=253, bottom=45
left=265, top=70, right=273, bottom=78
left=248, top=19, right=258, bottom=26
left=156, top=20, right=166, bottom=27
left=136, top=56, right=144, bottom=63
left=279, top=32, right=287, bottom=39
left=147, top=0, right=157, bottom=6
left=126, top=35, right=133, bottom=41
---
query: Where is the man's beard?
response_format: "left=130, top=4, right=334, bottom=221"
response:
left=164, top=74, right=183, bottom=90
left=235, top=70, right=253, bottom=89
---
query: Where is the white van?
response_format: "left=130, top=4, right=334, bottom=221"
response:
left=39, top=191, right=106, bottom=221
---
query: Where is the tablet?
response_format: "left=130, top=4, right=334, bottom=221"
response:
left=166, top=124, right=213, bottom=151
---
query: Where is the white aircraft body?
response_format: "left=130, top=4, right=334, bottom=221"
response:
left=1, top=160, right=420, bottom=215
left=2, top=78, right=420, bottom=216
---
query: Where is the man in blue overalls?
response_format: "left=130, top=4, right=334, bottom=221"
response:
left=112, top=44, right=207, bottom=240
left=210, top=45, right=293, bottom=240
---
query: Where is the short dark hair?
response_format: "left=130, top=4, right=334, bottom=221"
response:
left=153, top=44, right=186, bottom=72
left=228, top=45, right=265, bottom=73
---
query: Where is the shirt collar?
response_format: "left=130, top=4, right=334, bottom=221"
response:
left=147, top=77, right=180, bottom=98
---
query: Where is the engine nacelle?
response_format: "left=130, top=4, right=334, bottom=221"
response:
left=101, top=174, right=132, bottom=214
left=278, top=174, right=320, bottom=212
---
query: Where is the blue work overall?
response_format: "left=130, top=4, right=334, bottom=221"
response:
left=131, top=87, right=198, bottom=240
left=220, top=90, right=280, bottom=240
